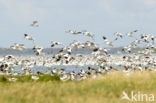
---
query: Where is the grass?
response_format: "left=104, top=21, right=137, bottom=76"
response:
left=0, top=75, right=60, bottom=82
left=0, top=71, right=156, bottom=103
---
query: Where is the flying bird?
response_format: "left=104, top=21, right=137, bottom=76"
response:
left=51, top=41, right=62, bottom=47
left=30, top=21, right=39, bottom=27
left=10, top=43, right=25, bottom=51
left=127, top=30, right=138, bottom=37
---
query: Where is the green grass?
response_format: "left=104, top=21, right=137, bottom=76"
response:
left=0, top=75, right=60, bottom=82
left=0, top=71, right=156, bottom=103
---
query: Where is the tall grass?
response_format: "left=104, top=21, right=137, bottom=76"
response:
left=0, top=71, right=156, bottom=103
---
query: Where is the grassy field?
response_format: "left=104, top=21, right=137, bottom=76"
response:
left=0, top=71, right=156, bottom=103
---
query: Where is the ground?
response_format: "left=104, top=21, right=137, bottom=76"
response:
left=0, top=71, right=156, bottom=103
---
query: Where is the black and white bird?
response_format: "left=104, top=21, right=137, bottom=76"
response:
left=82, top=30, right=94, bottom=39
left=24, top=34, right=34, bottom=41
left=102, top=36, right=113, bottom=47
left=32, top=46, right=44, bottom=56
left=51, top=41, right=62, bottom=47
left=24, top=34, right=35, bottom=44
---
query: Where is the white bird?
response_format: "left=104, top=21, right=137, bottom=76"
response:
left=114, top=32, right=124, bottom=39
left=8, top=77, right=17, bottom=82
left=106, top=41, right=113, bottom=47
left=82, top=30, right=94, bottom=39
left=66, top=47, right=72, bottom=54
left=31, top=75, right=39, bottom=80
left=10, top=43, right=25, bottom=51
left=60, top=72, right=70, bottom=81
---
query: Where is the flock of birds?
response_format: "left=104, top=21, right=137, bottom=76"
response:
left=0, top=21, right=156, bottom=81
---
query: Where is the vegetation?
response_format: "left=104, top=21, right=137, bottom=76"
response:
left=0, top=71, right=156, bottom=103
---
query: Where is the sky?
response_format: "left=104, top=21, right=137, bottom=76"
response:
left=0, top=0, right=156, bottom=48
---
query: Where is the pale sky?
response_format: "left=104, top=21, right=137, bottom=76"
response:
left=0, top=0, right=156, bottom=48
